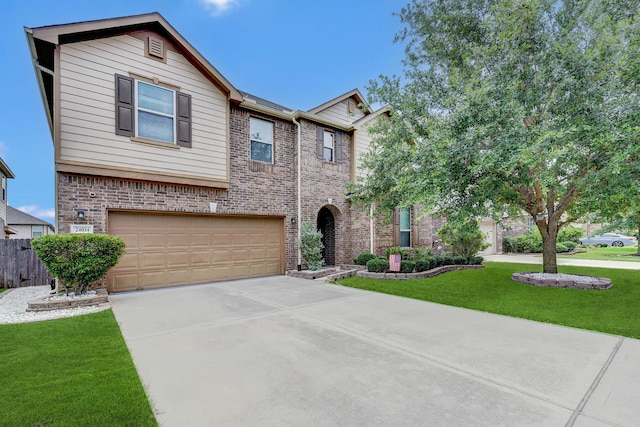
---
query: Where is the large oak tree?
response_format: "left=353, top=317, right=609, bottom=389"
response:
left=355, top=0, right=640, bottom=273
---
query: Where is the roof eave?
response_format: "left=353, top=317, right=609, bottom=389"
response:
left=0, top=157, right=15, bottom=178
left=28, top=12, right=243, bottom=103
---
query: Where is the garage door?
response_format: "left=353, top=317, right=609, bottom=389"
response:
left=107, top=212, right=284, bottom=293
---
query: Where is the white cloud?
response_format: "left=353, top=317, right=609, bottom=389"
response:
left=16, top=205, right=55, bottom=221
left=201, top=0, right=239, bottom=16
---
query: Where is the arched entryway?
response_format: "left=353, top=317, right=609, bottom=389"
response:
left=317, top=207, right=335, bottom=266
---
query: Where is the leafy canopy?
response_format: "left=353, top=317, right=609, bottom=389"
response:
left=352, top=0, right=640, bottom=273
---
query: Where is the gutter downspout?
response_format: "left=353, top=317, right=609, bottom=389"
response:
left=292, top=115, right=302, bottom=271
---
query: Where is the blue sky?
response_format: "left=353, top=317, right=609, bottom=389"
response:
left=1, top=0, right=406, bottom=223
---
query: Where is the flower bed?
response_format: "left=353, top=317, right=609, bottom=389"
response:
left=357, top=264, right=484, bottom=280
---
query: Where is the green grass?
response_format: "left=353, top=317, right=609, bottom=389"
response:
left=558, top=245, right=640, bottom=262
left=0, top=310, right=157, bottom=427
left=338, top=262, right=640, bottom=339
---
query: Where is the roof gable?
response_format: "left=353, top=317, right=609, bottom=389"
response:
left=307, top=89, right=369, bottom=116
left=25, top=12, right=243, bottom=108
left=7, top=206, right=54, bottom=228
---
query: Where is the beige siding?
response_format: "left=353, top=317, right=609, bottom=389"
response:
left=353, top=121, right=374, bottom=180
left=58, top=35, right=229, bottom=183
left=315, top=98, right=366, bottom=125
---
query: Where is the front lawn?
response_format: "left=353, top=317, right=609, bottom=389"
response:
left=338, top=262, right=640, bottom=339
left=558, top=245, right=640, bottom=262
left=0, top=310, right=157, bottom=426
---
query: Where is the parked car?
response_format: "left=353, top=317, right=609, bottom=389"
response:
left=579, top=233, right=638, bottom=247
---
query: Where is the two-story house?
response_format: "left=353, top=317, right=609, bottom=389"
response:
left=25, top=13, right=504, bottom=293
left=0, top=157, right=16, bottom=238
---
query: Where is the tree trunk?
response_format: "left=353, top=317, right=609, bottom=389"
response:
left=538, top=218, right=559, bottom=274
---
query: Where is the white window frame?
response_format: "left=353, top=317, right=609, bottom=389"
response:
left=249, top=117, right=274, bottom=163
left=1, top=173, right=5, bottom=201
left=32, top=225, right=44, bottom=238
left=323, top=130, right=335, bottom=162
left=135, top=81, right=177, bottom=144
left=400, top=207, right=411, bottom=247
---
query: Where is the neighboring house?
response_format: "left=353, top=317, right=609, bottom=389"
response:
left=7, top=206, right=55, bottom=239
left=0, top=157, right=16, bottom=239
left=25, top=13, right=506, bottom=293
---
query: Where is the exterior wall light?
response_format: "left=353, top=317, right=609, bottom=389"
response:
left=77, top=210, right=85, bottom=220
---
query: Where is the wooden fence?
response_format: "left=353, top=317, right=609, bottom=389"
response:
left=0, top=239, right=53, bottom=288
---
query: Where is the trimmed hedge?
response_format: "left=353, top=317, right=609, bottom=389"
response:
left=560, top=241, right=577, bottom=251
left=400, top=261, right=416, bottom=273
left=366, top=258, right=389, bottom=273
left=31, top=233, right=125, bottom=295
left=367, top=255, right=483, bottom=273
left=354, top=253, right=377, bottom=266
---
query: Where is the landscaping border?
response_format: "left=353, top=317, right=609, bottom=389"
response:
left=27, top=289, right=109, bottom=312
left=512, top=272, right=612, bottom=290
left=357, top=264, right=485, bottom=280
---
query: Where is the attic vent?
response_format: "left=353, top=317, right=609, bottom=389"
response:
left=347, top=100, right=355, bottom=113
left=148, top=36, right=164, bottom=59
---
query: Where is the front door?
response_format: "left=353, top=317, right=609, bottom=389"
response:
left=317, top=207, right=335, bottom=266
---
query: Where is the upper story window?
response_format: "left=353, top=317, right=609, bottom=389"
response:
left=250, top=117, right=274, bottom=163
left=316, top=126, right=343, bottom=163
left=1, top=173, right=6, bottom=201
left=399, top=207, right=411, bottom=247
left=323, top=130, right=335, bottom=162
left=115, top=74, right=192, bottom=148
left=32, top=225, right=43, bottom=238
left=136, top=82, right=175, bottom=143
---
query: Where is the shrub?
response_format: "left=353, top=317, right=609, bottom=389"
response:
left=413, top=247, right=433, bottom=259
left=556, top=243, right=570, bottom=253
left=400, top=261, right=416, bottom=273
left=354, top=253, right=377, bottom=266
left=384, top=246, right=413, bottom=260
left=560, top=241, right=577, bottom=251
left=558, top=227, right=584, bottom=243
left=430, top=255, right=447, bottom=267
left=451, top=256, right=468, bottom=265
left=469, top=256, right=484, bottom=265
left=503, top=231, right=543, bottom=253
left=438, top=220, right=489, bottom=257
left=298, top=221, right=324, bottom=271
left=31, top=233, right=125, bottom=295
left=366, top=258, right=389, bottom=273
left=415, top=258, right=434, bottom=272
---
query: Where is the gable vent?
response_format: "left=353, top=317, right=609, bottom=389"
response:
left=148, top=36, right=164, bottom=59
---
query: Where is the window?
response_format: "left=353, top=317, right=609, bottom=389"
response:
left=250, top=117, right=274, bottom=163
left=1, top=174, right=5, bottom=201
left=32, top=225, right=43, bottom=238
left=136, top=81, right=175, bottom=143
left=323, top=130, right=335, bottom=162
left=400, top=207, right=411, bottom=247
left=315, top=126, right=343, bottom=163
left=115, top=74, right=192, bottom=147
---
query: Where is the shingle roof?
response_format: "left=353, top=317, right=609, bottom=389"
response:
left=239, top=91, right=293, bottom=114
left=7, top=206, right=54, bottom=229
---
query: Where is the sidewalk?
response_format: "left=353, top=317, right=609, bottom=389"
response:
left=483, top=253, right=640, bottom=270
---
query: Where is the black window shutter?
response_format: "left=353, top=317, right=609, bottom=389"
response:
left=316, top=126, right=324, bottom=159
left=335, top=131, right=343, bottom=163
left=176, top=92, right=192, bottom=148
left=115, top=74, right=134, bottom=136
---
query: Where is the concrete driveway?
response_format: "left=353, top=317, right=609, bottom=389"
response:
left=110, top=276, right=640, bottom=427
